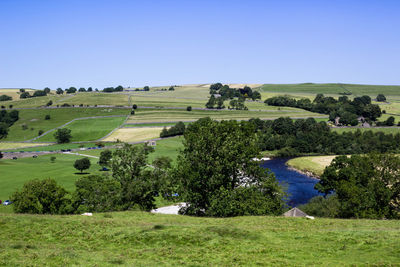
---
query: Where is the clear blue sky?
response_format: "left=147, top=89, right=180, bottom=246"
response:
left=1, top=0, right=399, bottom=89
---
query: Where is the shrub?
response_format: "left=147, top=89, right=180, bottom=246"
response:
left=50, top=156, right=56, bottom=163
left=21, top=123, right=28, bottom=130
left=0, top=95, right=12, bottom=101
left=46, top=100, right=53, bottom=106
left=9, top=105, right=13, bottom=109
left=20, top=92, right=31, bottom=99
left=11, top=178, right=72, bottom=214
left=95, top=141, right=105, bottom=147
left=186, top=106, right=192, bottom=111
left=73, top=175, right=122, bottom=213
left=132, top=104, right=138, bottom=109
left=45, top=114, right=51, bottom=120
left=54, top=128, right=72, bottom=143
left=74, top=157, right=91, bottom=173
left=38, top=130, right=44, bottom=136
left=298, top=195, right=340, bottom=218
left=131, top=110, right=135, bottom=115
left=61, top=103, right=71, bottom=107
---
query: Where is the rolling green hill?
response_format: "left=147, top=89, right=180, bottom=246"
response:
left=0, top=211, right=399, bottom=266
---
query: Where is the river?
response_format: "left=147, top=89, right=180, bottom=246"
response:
left=261, top=158, right=322, bottom=207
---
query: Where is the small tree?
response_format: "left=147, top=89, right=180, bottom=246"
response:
left=0, top=151, right=3, bottom=160
left=132, top=104, right=138, bottom=109
left=38, top=130, right=44, bottom=136
left=143, top=86, right=150, bottom=91
left=46, top=100, right=53, bottom=106
left=9, top=105, right=13, bottom=109
left=87, top=87, right=93, bottom=92
left=50, top=156, right=56, bottom=163
left=78, top=87, right=86, bottom=92
left=19, top=88, right=25, bottom=93
left=44, top=87, right=51, bottom=94
left=376, top=94, right=386, bottom=102
left=20, top=92, right=31, bottom=99
left=98, top=149, right=112, bottom=167
left=74, top=157, right=91, bottom=173
left=131, top=110, right=135, bottom=115
left=45, top=114, right=51, bottom=120
left=168, top=86, right=175, bottom=91
left=186, top=106, right=192, bottom=111
left=56, top=88, right=64, bottom=94
left=54, top=128, right=72, bottom=143
left=10, top=178, right=71, bottom=214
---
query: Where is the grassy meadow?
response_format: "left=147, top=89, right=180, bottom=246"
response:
left=3, top=108, right=129, bottom=141
left=103, top=127, right=164, bottom=142
left=0, top=211, right=399, bottom=266
left=0, top=142, right=51, bottom=150
left=36, top=116, right=127, bottom=142
left=287, top=156, right=337, bottom=177
left=332, top=127, right=400, bottom=134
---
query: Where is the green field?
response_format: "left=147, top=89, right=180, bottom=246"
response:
left=126, top=109, right=325, bottom=124
left=287, top=156, right=337, bottom=177
left=332, top=127, right=400, bottom=134
left=3, top=108, right=129, bottom=141
left=2, top=142, right=116, bottom=152
left=0, top=211, right=399, bottom=266
left=36, top=116, right=127, bottom=142
left=0, top=153, right=101, bottom=201
left=260, top=83, right=400, bottom=96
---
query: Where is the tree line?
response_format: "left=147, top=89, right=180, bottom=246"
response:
left=160, top=122, right=186, bottom=138
left=0, top=109, right=19, bottom=139
left=265, top=94, right=383, bottom=126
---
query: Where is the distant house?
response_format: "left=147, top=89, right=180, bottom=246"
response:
left=358, top=116, right=371, bottom=128
left=213, top=94, right=221, bottom=98
left=283, top=207, right=308, bottom=217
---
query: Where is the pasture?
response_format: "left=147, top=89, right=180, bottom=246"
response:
left=332, top=127, right=400, bottom=134
left=287, top=156, right=336, bottom=177
left=0, top=211, right=399, bottom=266
left=0, top=88, right=35, bottom=101
left=3, top=108, right=129, bottom=141
left=36, top=116, right=127, bottom=142
left=0, top=142, right=50, bottom=150
left=103, top=127, right=164, bottom=143
left=260, top=83, right=400, bottom=96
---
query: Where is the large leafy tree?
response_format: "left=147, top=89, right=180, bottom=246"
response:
left=315, top=154, right=400, bottom=219
left=54, top=128, right=72, bottom=143
left=110, top=143, right=156, bottom=210
left=74, top=157, right=91, bottom=173
left=173, top=118, right=285, bottom=216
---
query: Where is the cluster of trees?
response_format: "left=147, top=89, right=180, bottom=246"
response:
left=20, top=89, right=48, bottom=99
left=0, top=109, right=19, bottom=139
left=160, top=121, right=186, bottom=138
left=229, top=98, right=247, bottom=110
left=376, top=94, right=387, bottom=102
left=103, top=85, right=124, bottom=93
left=249, top=117, right=400, bottom=156
left=11, top=119, right=286, bottom=217
left=205, top=95, right=225, bottom=109
left=301, top=154, right=400, bottom=219
left=54, top=128, right=72, bottom=143
left=0, top=95, right=12, bottom=101
left=209, top=83, right=261, bottom=101
left=265, top=94, right=382, bottom=125
left=11, top=144, right=171, bottom=214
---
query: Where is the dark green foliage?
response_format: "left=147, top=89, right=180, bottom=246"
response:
left=98, top=149, right=112, bottom=167
left=38, top=130, right=44, bottom=136
left=174, top=118, right=285, bottom=217
left=11, top=178, right=71, bottom=214
left=186, top=106, right=192, bottom=111
left=54, top=128, right=72, bottom=143
left=46, top=100, right=53, bottom=106
left=315, top=154, right=400, bottom=219
left=0, top=110, right=19, bottom=139
left=143, top=86, right=150, bottom=91
left=377, top=116, right=395, bottom=126
left=73, top=175, right=122, bottom=213
left=376, top=94, right=386, bottom=102
left=132, top=104, right=138, bottom=109
left=298, top=195, right=340, bottom=218
left=20, top=92, right=31, bottom=98
left=110, top=143, right=156, bottom=211
left=44, top=87, right=51, bottom=94
left=0, top=95, right=12, bottom=101
left=66, top=87, right=77, bottom=94
left=168, top=86, right=175, bottom=91
left=74, top=157, right=91, bottom=173
left=78, top=87, right=86, bottom=92
left=0, top=151, right=3, bottom=159
left=56, top=88, right=63, bottom=94
left=9, top=104, right=13, bottom=109
left=103, top=85, right=124, bottom=92
left=131, top=110, right=135, bottom=115
left=210, top=84, right=260, bottom=101
left=33, top=90, right=47, bottom=97
left=229, top=98, right=247, bottom=110
left=205, top=95, right=216, bottom=109
left=160, top=121, right=185, bottom=138
left=19, top=88, right=25, bottom=92
left=265, top=94, right=382, bottom=123
left=216, top=98, right=225, bottom=109
left=210, top=83, right=223, bottom=91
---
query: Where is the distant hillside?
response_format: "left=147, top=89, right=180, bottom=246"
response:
left=259, top=83, right=400, bottom=96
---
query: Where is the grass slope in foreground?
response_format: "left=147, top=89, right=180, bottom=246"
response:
left=0, top=212, right=399, bottom=266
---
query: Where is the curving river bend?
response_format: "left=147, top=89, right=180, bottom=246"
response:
left=261, top=158, right=322, bottom=207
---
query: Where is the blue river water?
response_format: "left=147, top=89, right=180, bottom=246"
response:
left=261, top=158, right=322, bottom=207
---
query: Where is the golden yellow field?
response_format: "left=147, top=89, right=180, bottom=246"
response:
left=0, top=142, right=50, bottom=150
left=0, top=89, right=35, bottom=100
left=102, top=127, right=165, bottom=142
left=287, top=155, right=337, bottom=176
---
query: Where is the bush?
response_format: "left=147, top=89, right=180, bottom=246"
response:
left=38, top=130, right=44, bottom=136
left=74, top=157, right=91, bottom=173
left=61, top=103, right=71, bottom=107
left=298, top=195, right=340, bottom=218
left=0, top=95, right=12, bottom=101
left=50, top=156, right=56, bottom=163
left=131, top=110, right=135, bottom=115
left=45, top=114, right=51, bottom=120
left=21, top=123, right=28, bottom=130
left=46, top=100, right=53, bottom=106
left=376, top=94, right=386, bottom=102
left=11, top=178, right=72, bottom=214
left=160, top=122, right=185, bottom=138
left=54, top=128, right=72, bottom=143
left=186, top=106, right=192, bottom=111
left=73, top=175, right=122, bottom=213
left=20, top=92, right=31, bottom=99
left=132, top=104, right=137, bottom=109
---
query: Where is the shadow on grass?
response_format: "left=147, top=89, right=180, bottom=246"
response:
left=74, top=172, right=90, bottom=175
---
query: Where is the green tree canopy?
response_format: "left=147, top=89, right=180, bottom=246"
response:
left=173, top=118, right=285, bottom=216
left=54, top=128, right=72, bottom=143
left=74, top=157, right=91, bottom=173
